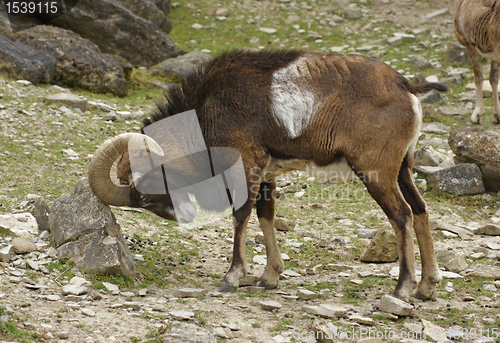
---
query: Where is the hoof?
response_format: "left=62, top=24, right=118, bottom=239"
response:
left=258, top=280, right=277, bottom=290
left=414, top=289, right=436, bottom=301
left=218, top=282, right=237, bottom=292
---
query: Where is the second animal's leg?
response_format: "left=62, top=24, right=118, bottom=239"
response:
left=256, top=180, right=284, bottom=289
left=467, top=47, right=485, bottom=123
left=397, top=157, right=441, bottom=300
left=490, top=60, right=500, bottom=124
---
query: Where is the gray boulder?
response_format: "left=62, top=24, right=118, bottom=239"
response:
left=414, top=145, right=454, bottom=168
left=50, top=178, right=136, bottom=276
left=360, top=227, right=398, bottom=263
left=151, top=0, right=171, bottom=13
left=448, top=128, right=500, bottom=192
left=426, top=163, right=485, bottom=195
left=410, top=55, right=433, bottom=70
left=0, top=32, right=56, bottom=84
left=445, top=42, right=471, bottom=64
left=11, top=26, right=128, bottom=97
left=117, top=0, right=172, bottom=34
left=149, top=51, right=212, bottom=78
left=29, top=196, right=50, bottom=233
left=50, top=0, right=181, bottom=67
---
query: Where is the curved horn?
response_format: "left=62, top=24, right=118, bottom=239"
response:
left=88, top=133, right=164, bottom=206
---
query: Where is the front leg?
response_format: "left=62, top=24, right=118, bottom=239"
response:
left=256, top=180, right=284, bottom=289
left=219, top=198, right=254, bottom=292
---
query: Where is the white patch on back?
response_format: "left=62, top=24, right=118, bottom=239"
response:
left=270, top=55, right=319, bottom=138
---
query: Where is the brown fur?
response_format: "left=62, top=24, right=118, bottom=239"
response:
left=115, top=50, right=445, bottom=300
left=455, top=0, right=500, bottom=123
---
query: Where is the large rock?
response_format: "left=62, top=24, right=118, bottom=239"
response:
left=0, top=32, right=56, bottom=84
left=448, top=128, right=500, bottom=192
left=50, top=178, right=136, bottom=275
left=149, top=51, right=212, bottom=78
left=414, top=145, right=454, bottom=168
left=0, top=213, right=38, bottom=238
left=425, top=163, right=485, bottom=195
left=445, top=42, right=471, bottom=64
left=118, top=0, right=173, bottom=34
left=50, top=0, right=181, bottom=67
left=151, top=0, right=171, bottom=13
left=11, top=26, right=128, bottom=97
left=360, top=227, right=398, bottom=263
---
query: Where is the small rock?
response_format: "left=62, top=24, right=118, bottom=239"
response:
left=82, top=308, right=96, bottom=317
left=175, top=288, right=208, bottom=298
left=11, top=237, right=37, bottom=254
left=422, top=318, right=447, bottom=341
left=259, top=28, right=277, bottom=34
left=410, top=55, right=433, bottom=70
left=349, top=314, right=374, bottom=325
left=344, top=6, right=362, bottom=19
left=191, top=23, right=204, bottom=29
left=476, top=224, right=500, bottom=236
left=378, top=295, right=413, bottom=317
left=483, top=284, right=497, bottom=292
left=0, top=245, right=13, bottom=262
left=275, top=218, right=295, bottom=231
left=170, top=310, right=194, bottom=320
left=259, top=300, right=282, bottom=311
left=102, top=282, right=119, bottom=293
left=215, top=8, right=229, bottom=17
left=297, top=289, right=317, bottom=300
left=425, top=8, right=449, bottom=19
left=360, top=228, right=398, bottom=262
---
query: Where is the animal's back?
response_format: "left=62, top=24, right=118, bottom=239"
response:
left=455, top=0, right=500, bottom=53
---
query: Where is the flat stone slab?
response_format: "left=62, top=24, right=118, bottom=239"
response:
left=0, top=213, right=38, bottom=238
left=170, top=310, right=195, bottom=320
left=175, top=288, right=208, bottom=298
left=378, top=295, right=413, bottom=317
left=44, top=93, right=88, bottom=112
left=259, top=300, right=282, bottom=311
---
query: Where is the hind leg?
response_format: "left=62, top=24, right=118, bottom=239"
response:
left=490, top=60, right=500, bottom=124
left=398, top=157, right=441, bottom=299
left=467, top=46, right=485, bottom=124
left=256, top=180, right=284, bottom=289
left=362, top=171, right=417, bottom=301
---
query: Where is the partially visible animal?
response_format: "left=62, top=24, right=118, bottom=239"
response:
left=455, top=0, right=500, bottom=124
left=89, top=50, right=446, bottom=301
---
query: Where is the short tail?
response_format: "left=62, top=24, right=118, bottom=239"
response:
left=410, top=82, right=448, bottom=95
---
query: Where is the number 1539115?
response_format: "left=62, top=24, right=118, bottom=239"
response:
left=5, top=1, right=60, bottom=14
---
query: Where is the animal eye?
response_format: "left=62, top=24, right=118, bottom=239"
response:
left=139, top=194, right=147, bottom=203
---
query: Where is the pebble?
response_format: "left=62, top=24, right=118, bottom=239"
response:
left=297, top=289, right=317, bottom=300
left=259, top=28, right=277, bottom=34
left=170, top=310, right=195, bottom=320
left=175, top=288, right=208, bottom=298
left=81, top=308, right=96, bottom=317
left=378, top=295, right=413, bottom=317
left=259, top=300, right=282, bottom=311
